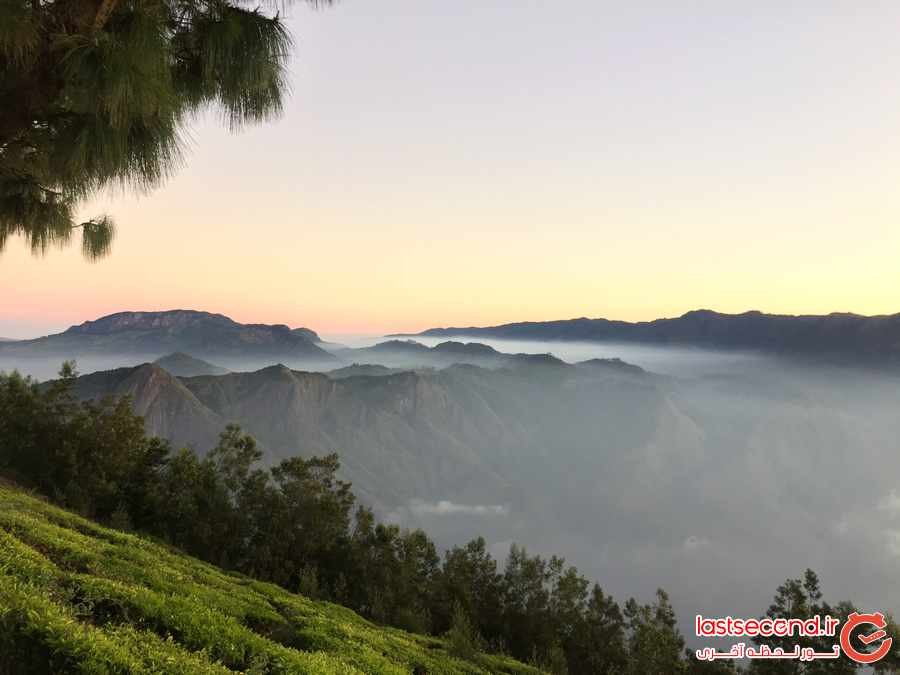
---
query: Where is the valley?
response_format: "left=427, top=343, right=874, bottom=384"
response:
left=5, top=309, right=900, bottom=645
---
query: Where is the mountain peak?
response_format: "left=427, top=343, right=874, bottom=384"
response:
left=433, top=341, right=500, bottom=356
left=4, top=309, right=336, bottom=368
left=154, top=352, right=229, bottom=377
left=679, top=309, right=722, bottom=320
left=64, top=310, right=234, bottom=335
left=63, top=310, right=322, bottom=343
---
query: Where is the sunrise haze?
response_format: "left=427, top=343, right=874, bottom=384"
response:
left=3, top=1, right=900, bottom=338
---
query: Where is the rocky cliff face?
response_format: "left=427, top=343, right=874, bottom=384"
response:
left=71, top=359, right=676, bottom=520
left=74, top=364, right=226, bottom=453
left=65, top=310, right=236, bottom=335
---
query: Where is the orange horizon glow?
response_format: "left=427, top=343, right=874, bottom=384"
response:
left=4, top=3, right=900, bottom=339
left=4, top=219, right=899, bottom=341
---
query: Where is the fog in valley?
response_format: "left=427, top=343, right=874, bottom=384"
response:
left=326, top=334, right=900, bottom=643
left=0, top=354, right=169, bottom=383
left=3, top=333, right=898, bottom=645
left=339, top=333, right=772, bottom=378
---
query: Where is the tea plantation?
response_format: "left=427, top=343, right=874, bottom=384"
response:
left=0, top=484, right=541, bottom=674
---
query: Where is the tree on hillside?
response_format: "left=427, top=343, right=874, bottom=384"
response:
left=446, top=600, right=483, bottom=663
left=750, top=569, right=862, bottom=674
left=433, top=537, right=505, bottom=642
left=0, top=0, right=330, bottom=259
left=0, top=361, right=170, bottom=518
left=502, top=545, right=556, bottom=659
left=624, top=589, right=687, bottom=674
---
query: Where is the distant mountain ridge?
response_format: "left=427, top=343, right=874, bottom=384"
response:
left=0, top=310, right=336, bottom=370
left=153, top=352, right=229, bottom=377
left=63, top=309, right=323, bottom=345
left=335, top=339, right=566, bottom=371
left=395, top=309, right=900, bottom=364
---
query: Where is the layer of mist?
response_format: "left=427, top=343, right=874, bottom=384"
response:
left=7, top=332, right=898, bottom=646
left=330, top=333, right=769, bottom=378
left=326, top=334, right=900, bottom=644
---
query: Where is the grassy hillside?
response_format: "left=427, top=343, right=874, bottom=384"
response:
left=0, top=484, right=540, bottom=675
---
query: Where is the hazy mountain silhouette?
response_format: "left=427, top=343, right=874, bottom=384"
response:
left=68, top=355, right=660, bottom=515
left=0, top=310, right=337, bottom=370
left=154, top=352, right=229, bottom=377
left=396, top=309, right=900, bottom=365
left=336, top=339, right=568, bottom=371
left=72, top=363, right=227, bottom=454
left=60, top=339, right=900, bottom=639
left=327, top=363, right=404, bottom=379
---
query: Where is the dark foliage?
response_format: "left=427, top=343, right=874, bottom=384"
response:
left=0, top=0, right=328, bottom=258
left=0, top=363, right=882, bottom=672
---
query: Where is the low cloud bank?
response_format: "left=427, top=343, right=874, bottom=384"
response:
left=409, top=499, right=509, bottom=517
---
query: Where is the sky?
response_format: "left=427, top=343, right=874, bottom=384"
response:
left=4, top=0, right=900, bottom=339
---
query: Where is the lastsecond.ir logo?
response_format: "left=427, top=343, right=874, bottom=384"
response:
left=840, top=612, right=893, bottom=664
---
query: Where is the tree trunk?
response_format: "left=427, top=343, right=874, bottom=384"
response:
left=92, top=0, right=119, bottom=32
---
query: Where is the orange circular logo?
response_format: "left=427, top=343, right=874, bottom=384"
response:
left=840, top=612, right=893, bottom=664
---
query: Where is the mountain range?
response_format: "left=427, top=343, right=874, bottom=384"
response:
left=0, top=310, right=337, bottom=376
left=21, top=307, right=900, bottom=638
left=69, top=354, right=657, bottom=516
left=9, top=308, right=900, bottom=379
left=2, top=308, right=651, bottom=379
left=61, top=341, right=900, bottom=626
left=332, top=339, right=588, bottom=371
left=395, top=309, right=900, bottom=365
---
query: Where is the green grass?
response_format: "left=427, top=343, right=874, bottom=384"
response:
left=0, top=485, right=541, bottom=674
